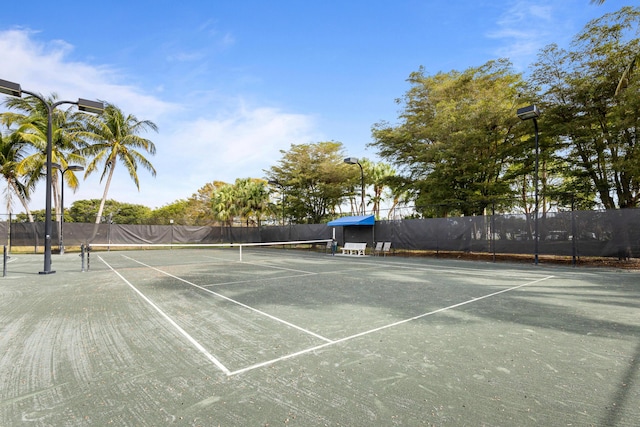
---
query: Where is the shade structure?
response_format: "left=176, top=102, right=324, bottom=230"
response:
left=327, top=214, right=375, bottom=227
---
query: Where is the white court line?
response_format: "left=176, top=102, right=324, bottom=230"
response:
left=201, top=273, right=316, bottom=288
left=120, top=254, right=334, bottom=344
left=98, top=256, right=231, bottom=375
left=199, top=258, right=319, bottom=288
left=356, top=259, right=543, bottom=278
left=203, top=256, right=319, bottom=275
left=228, top=275, right=555, bottom=376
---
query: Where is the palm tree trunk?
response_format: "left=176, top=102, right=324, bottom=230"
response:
left=95, top=163, right=116, bottom=224
left=8, top=181, right=34, bottom=222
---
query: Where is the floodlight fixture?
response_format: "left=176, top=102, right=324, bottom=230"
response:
left=0, top=79, right=21, bottom=97
left=343, top=157, right=365, bottom=215
left=517, top=104, right=540, bottom=121
left=78, top=98, right=104, bottom=114
left=343, top=157, right=359, bottom=165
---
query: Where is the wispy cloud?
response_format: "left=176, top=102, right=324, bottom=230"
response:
left=165, top=101, right=322, bottom=186
left=0, top=28, right=176, bottom=120
left=166, top=51, right=207, bottom=62
left=486, top=1, right=557, bottom=69
left=219, top=32, right=235, bottom=48
left=0, top=28, right=321, bottom=209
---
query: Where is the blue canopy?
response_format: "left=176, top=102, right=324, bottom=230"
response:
left=327, top=214, right=375, bottom=226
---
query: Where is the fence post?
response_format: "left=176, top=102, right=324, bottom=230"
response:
left=3, top=245, right=6, bottom=277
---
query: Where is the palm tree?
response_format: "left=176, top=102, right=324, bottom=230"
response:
left=235, top=178, right=270, bottom=226
left=211, top=184, right=237, bottom=227
left=363, top=160, right=396, bottom=218
left=0, top=132, right=35, bottom=220
left=1, top=93, right=86, bottom=222
left=79, top=103, right=158, bottom=223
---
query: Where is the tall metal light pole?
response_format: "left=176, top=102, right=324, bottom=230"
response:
left=268, top=180, right=285, bottom=226
left=0, top=79, right=103, bottom=274
left=52, top=163, right=84, bottom=255
left=344, top=157, right=364, bottom=215
left=517, top=104, right=541, bottom=265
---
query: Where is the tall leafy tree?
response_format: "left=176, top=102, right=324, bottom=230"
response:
left=266, top=141, right=353, bottom=223
left=147, top=200, right=190, bottom=225
left=532, top=6, right=640, bottom=209
left=590, top=2, right=638, bottom=95
left=78, top=103, right=158, bottom=223
left=371, top=60, right=528, bottom=217
left=67, top=199, right=151, bottom=224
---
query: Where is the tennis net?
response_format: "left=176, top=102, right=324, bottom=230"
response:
left=84, top=239, right=333, bottom=263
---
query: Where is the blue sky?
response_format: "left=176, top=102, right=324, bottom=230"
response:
left=0, top=0, right=625, bottom=212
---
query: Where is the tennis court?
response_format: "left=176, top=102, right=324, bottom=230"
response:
left=1, top=246, right=638, bottom=426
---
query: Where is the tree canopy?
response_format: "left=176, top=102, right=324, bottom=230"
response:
left=532, top=6, right=640, bottom=209
left=371, top=59, right=529, bottom=216
left=265, top=141, right=355, bottom=223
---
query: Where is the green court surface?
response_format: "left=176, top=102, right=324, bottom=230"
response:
left=1, top=248, right=638, bottom=426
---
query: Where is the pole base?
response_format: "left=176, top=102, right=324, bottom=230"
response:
left=39, top=270, right=56, bottom=275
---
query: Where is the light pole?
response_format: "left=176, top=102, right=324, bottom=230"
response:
left=52, top=163, right=84, bottom=255
left=0, top=79, right=103, bottom=274
left=268, top=180, right=285, bottom=226
left=517, top=104, right=541, bottom=265
left=344, top=157, right=364, bottom=215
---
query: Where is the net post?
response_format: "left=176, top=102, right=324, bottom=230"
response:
left=80, top=244, right=85, bottom=272
left=80, top=244, right=91, bottom=272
